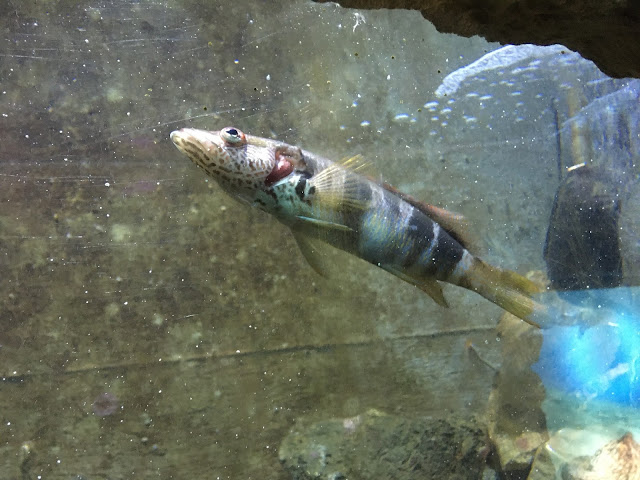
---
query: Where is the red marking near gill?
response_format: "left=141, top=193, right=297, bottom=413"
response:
left=264, top=154, right=294, bottom=187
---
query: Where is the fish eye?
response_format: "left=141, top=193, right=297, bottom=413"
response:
left=220, top=127, right=246, bottom=146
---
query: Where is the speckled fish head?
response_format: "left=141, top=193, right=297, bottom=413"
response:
left=170, top=127, right=277, bottom=194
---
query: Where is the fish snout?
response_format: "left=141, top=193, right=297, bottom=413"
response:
left=170, top=128, right=227, bottom=176
left=171, top=128, right=219, bottom=151
left=169, top=129, right=182, bottom=146
left=170, top=128, right=197, bottom=154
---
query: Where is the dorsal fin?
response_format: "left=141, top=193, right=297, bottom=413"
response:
left=380, top=181, right=478, bottom=254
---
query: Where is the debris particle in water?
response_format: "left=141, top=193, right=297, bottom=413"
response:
left=92, top=392, right=119, bottom=417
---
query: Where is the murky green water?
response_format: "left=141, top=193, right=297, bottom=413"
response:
left=0, top=1, right=638, bottom=478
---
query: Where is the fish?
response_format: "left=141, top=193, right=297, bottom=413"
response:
left=170, top=126, right=545, bottom=327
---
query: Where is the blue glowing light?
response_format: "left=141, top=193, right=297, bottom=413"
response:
left=532, top=289, right=640, bottom=406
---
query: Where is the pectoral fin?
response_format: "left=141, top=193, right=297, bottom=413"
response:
left=295, top=216, right=353, bottom=231
left=308, top=158, right=368, bottom=211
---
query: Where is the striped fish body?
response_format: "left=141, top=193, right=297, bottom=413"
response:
left=171, top=127, right=543, bottom=325
left=262, top=165, right=467, bottom=284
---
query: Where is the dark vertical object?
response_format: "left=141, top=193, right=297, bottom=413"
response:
left=544, top=166, right=623, bottom=290
left=551, top=100, right=563, bottom=182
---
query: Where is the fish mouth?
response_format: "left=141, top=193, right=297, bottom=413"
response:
left=169, top=129, right=182, bottom=146
left=170, top=128, right=222, bottom=155
left=170, top=128, right=228, bottom=177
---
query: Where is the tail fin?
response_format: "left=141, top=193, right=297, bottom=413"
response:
left=464, top=259, right=546, bottom=327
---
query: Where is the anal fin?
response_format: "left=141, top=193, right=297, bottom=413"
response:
left=381, top=264, right=449, bottom=307
left=417, top=278, right=449, bottom=307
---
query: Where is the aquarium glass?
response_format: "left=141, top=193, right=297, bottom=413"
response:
left=0, top=1, right=638, bottom=478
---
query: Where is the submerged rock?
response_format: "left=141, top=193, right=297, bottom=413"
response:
left=561, top=432, right=640, bottom=480
left=313, top=0, right=640, bottom=78
left=487, top=313, right=548, bottom=475
left=279, top=409, right=489, bottom=479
